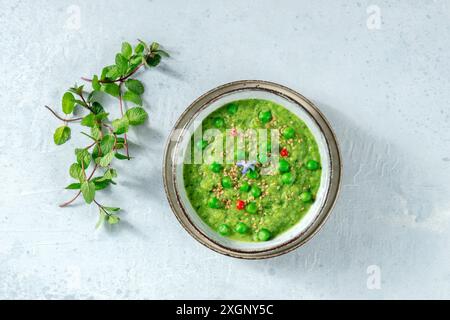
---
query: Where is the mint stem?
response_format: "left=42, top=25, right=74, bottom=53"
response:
left=117, top=82, right=130, bottom=159
left=59, top=191, right=81, bottom=208
left=59, top=163, right=98, bottom=207
left=45, top=105, right=82, bottom=122
left=81, top=62, right=145, bottom=84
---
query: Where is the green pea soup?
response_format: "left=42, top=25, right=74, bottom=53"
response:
left=183, top=99, right=322, bottom=242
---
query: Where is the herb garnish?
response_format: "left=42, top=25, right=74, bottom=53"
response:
left=46, top=40, right=169, bottom=228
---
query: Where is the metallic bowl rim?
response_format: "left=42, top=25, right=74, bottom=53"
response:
left=163, top=80, right=342, bottom=259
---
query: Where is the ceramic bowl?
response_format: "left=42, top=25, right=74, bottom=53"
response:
left=163, top=80, right=341, bottom=259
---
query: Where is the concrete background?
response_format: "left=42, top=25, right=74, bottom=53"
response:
left=1, top=0, right=449, bottom=299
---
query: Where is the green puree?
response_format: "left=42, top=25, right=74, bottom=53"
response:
left=183, top=99, right=322, bottom=242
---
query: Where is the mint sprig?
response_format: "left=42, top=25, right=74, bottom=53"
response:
left=46, top=40, right=168, bottom=228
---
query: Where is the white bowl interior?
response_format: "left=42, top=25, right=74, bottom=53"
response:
left=174, top=89, right=331, bottom=252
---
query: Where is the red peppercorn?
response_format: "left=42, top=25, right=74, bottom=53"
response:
left=280, top=148, right=289, bottom=157
left=236, top=200, right=245, bottom=210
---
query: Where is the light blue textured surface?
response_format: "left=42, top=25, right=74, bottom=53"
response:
left=0, top=0, right=449, bottom=299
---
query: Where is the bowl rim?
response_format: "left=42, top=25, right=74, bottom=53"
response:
left=163, top=80, right=342, bottom=259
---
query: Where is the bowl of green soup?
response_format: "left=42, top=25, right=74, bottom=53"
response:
left=163, top=80, right=341, bottom=259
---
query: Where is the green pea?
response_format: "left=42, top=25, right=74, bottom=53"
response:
left=278, top=159, right=290, bottom=173
left=258, top=228, right=271, bottom=241
left=235, top=222, right=249, bottom=234
left=281, top=172, right=295, bottom=185
left=240, top=182, right=251, bottom=192
left=251, top=185, right=262, bottom=198
left=259, top=110, right=272, bottom=124
left=306, top=160, right=320, bottom=171
left=208, top=197, right=221, bottom=209
left=283, top=127, right=295, bottom=139
left=209, top=162, right=222, bottom=173
left=245, top=202, right=257, bottom=214
left=247, top=170, right=259, bottom=179
left=300, top=191, right=313, bottom=203
left=196, top=139, right=208, bottom=150
left=226, top=103, right=238, bottom=115
left=221, top=176, right=232, bottom=189
left=218, top=224, right=231, bottom=236
left=213, top=117, right=225, bottom=128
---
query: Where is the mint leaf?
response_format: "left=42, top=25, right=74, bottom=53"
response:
left=130, top=54, right=143, bottom=64
left=126, top=107, right=148, bottom=125
left=128, top=55, right=143, bottom=71
left=123, top=91, right=142, bottom=105
left=115, top=53, right=128, bottom=75
left=92, top=177, right=111, bottom=191
left=91, top=101, right=104, bottom=114
left=98, top=151, right=114, bottom=167
left=125, top=79, right=144, bottom=95
left=146, top=54, right=161, bottom=67
left=115, top=137, right=125, bottom=149
left=122, top=42, right=132, bottom=59
left=75, top=148, right=91, bottom=168
left=150, top=42, right=160, bottom=51
left=65, top=182, right=81, bottom=190
left=107, top=214, right=120, bottom=224
left=115, top=153, right=130, bottom=160
left=104, top=206, right=120, bottom=212
left=93, top=135, right=115, bottom=159
left=92, top=75, right=101, bottom=91
left=87, top=91, right=96, bottom=103
left=91, top=126, right=102, bottom=140
left=115, top=141, right=125, bottom=149
left=69, top=163, right=84, bottom=181
left=102, top=83, right=120, bottom=97
left=81, top=113, right=96, bottom=127
left=135, top=43, right=145, bottom=54
left=62, top=92, right=76, bottom=114
left=99, top=135, right=115, bottom=154
left=112, top=117, right=129, bottom=135
left=69, top=85, right=84, bottom=96
left=101, top=65, right=114, bottom=80
left=95, top=112, right=109, bottom=121
left=106, top=168, right=117, bottom=179
left=81, top=181, right=96, bottom=204
left=54, top=126, right=71, bottom=145
left=97, top=168, right=117, bottom=182
left=105, top=66, right=121, bottom=80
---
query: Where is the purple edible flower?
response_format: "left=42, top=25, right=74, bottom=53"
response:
left=236, top=160, right=256, bottom=175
